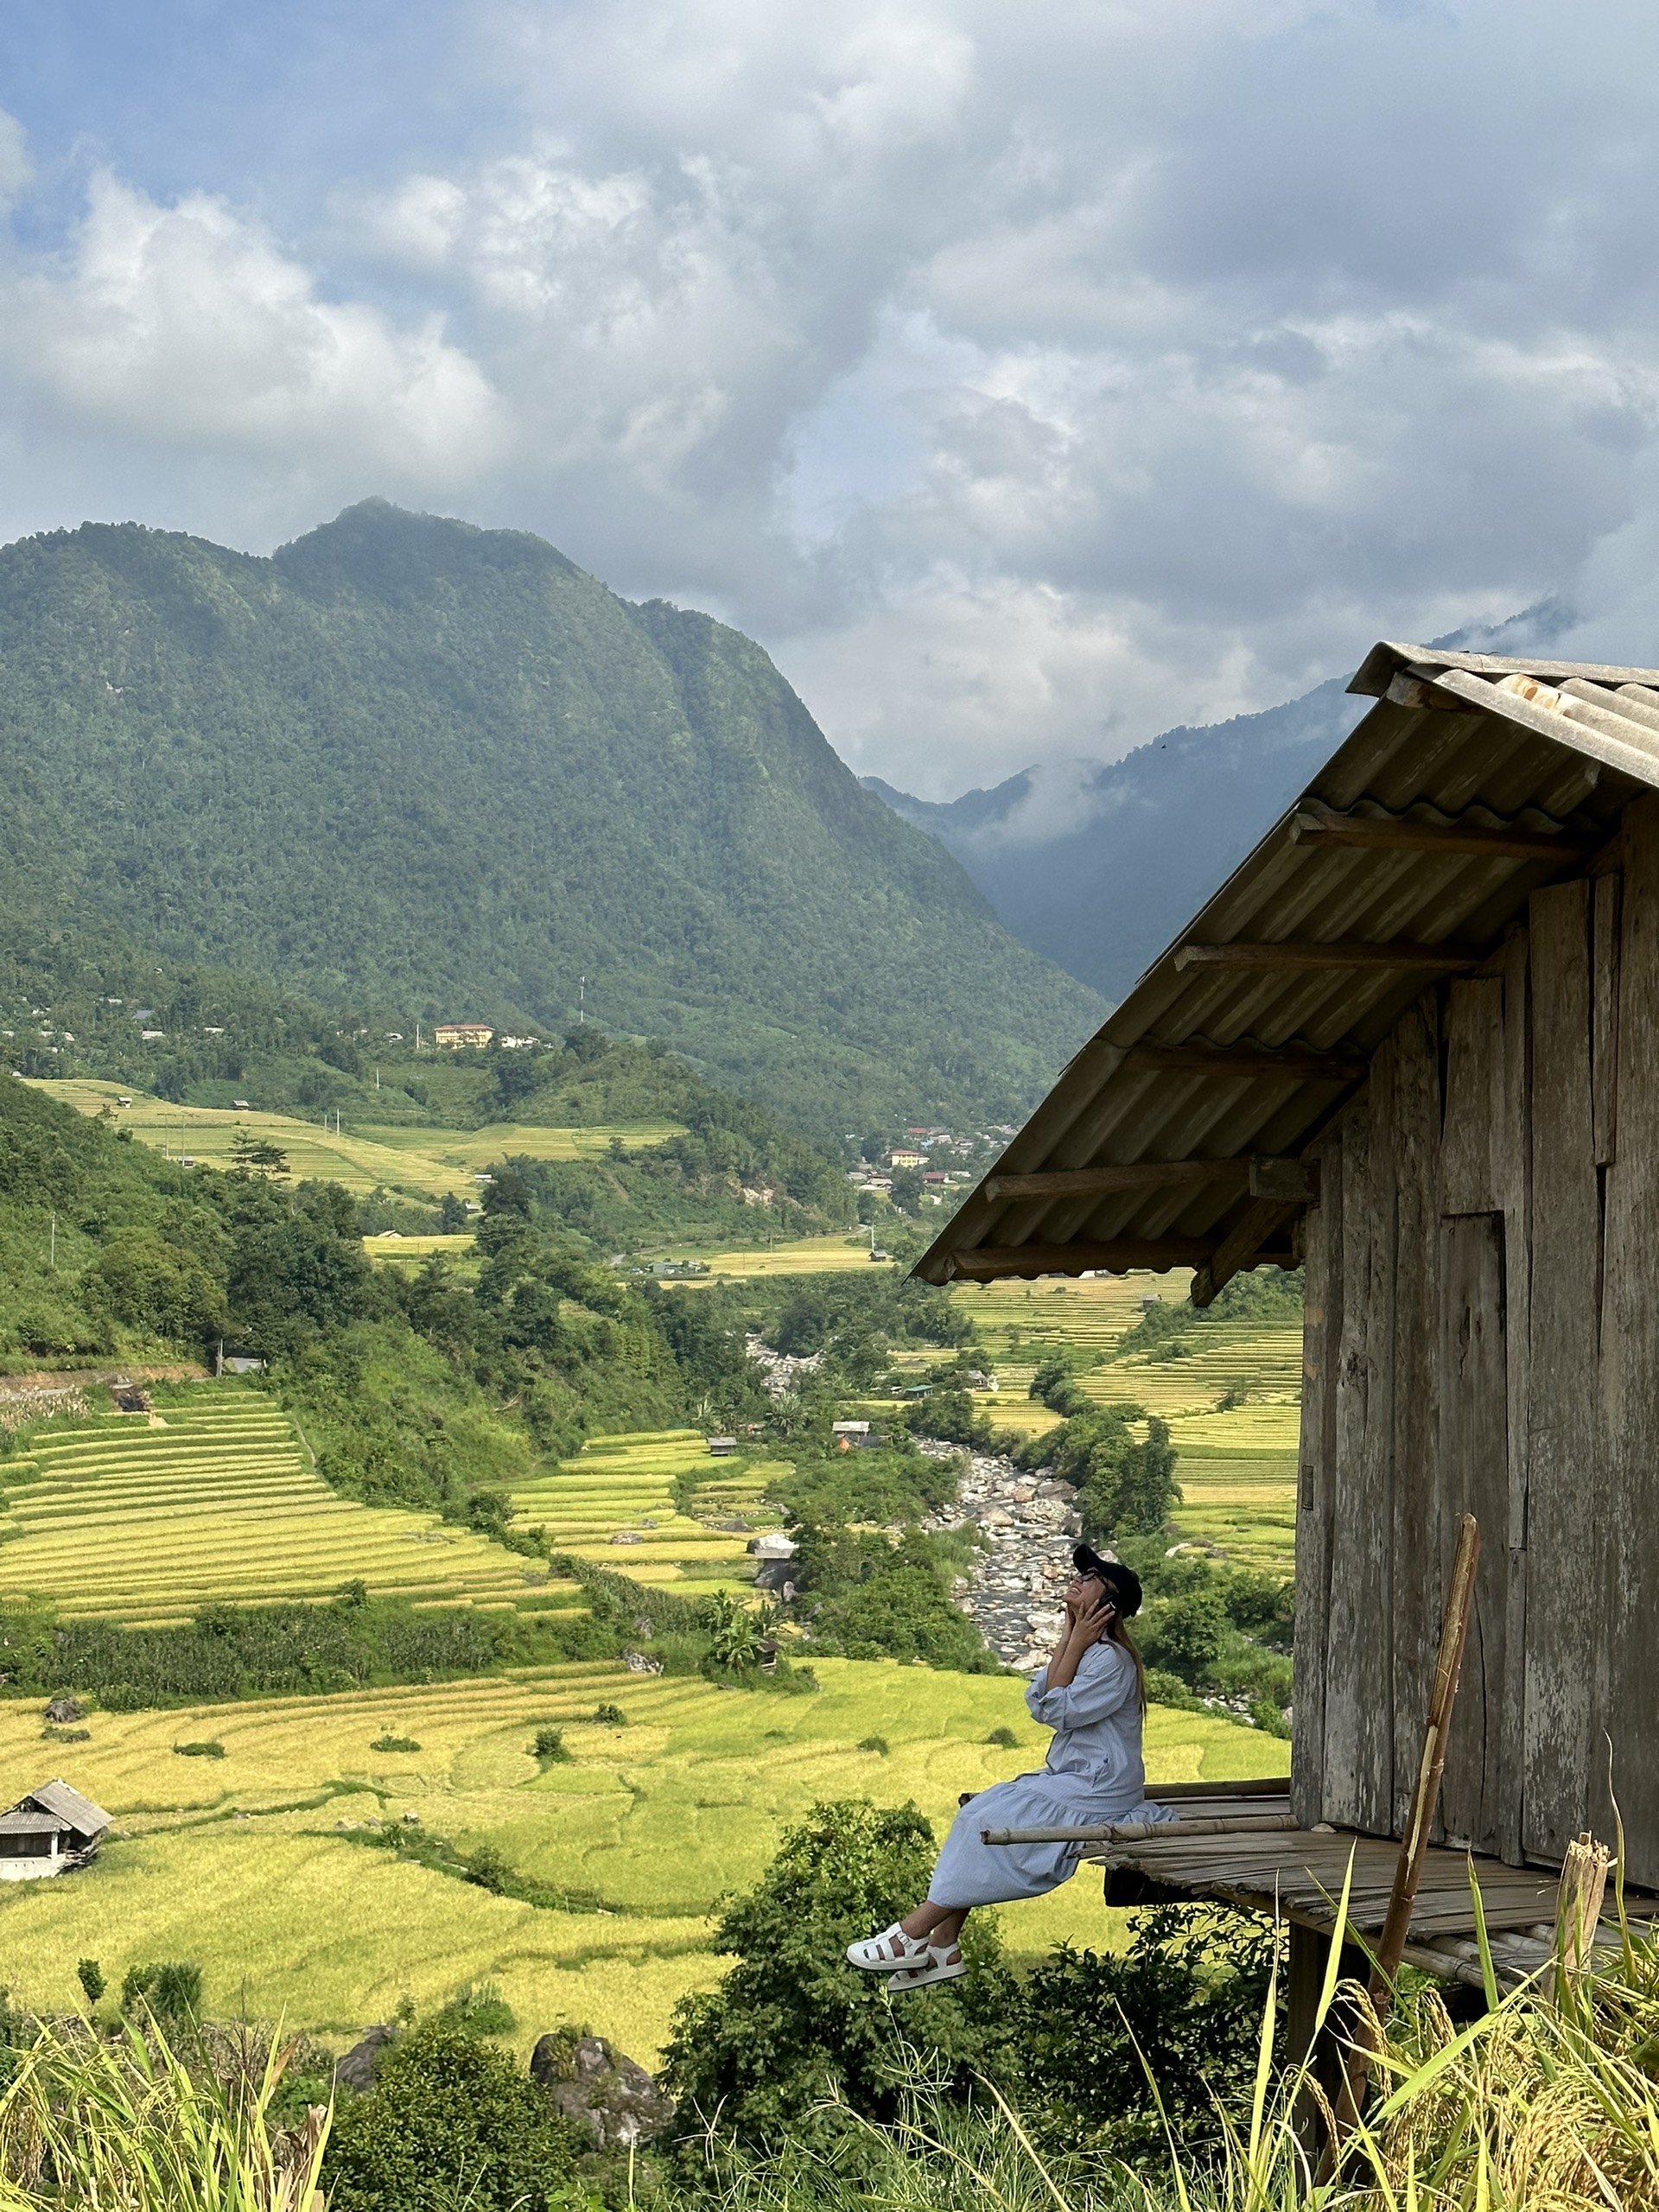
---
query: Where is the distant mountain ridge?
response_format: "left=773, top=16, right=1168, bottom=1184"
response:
left=0, top=500, right=1104, bottom=1141
left=864, top=603, right=1575, bottom=999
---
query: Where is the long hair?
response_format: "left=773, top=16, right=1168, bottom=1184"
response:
left=1106, top=1611, right=1147, bottom=1713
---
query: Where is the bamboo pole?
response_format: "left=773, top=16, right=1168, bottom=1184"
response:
left=1321, top=1510, right=1480, bottom=2177
left=981, top=1812, right=1295, bottom=1846
left=1554, top=1831, right=1611, bottom=2005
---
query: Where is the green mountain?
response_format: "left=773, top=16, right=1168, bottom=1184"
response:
left=0, top=502, right=1103, bottom=1139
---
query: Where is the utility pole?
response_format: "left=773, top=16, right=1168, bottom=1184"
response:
left=578, top=977, right=585, bottom=1024
left=48, top=1212, right=55, bottom=1270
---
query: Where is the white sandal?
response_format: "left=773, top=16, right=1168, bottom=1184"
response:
left=846, top=1923, right=931, bottom=1973
left=887, top=1942, right=966, bottom=1993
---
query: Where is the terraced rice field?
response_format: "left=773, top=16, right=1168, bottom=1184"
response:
left=25, top=1079, right=681, bottom=1202
left=702, top=1235, right=874, bottom=1277
left=0, top=1656, right=1287, bottom=2060
left=508, top=1430, right=779, bottom=1588
left=0, top=1392, right=567, bottom=1626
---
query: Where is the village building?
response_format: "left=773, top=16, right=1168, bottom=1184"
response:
left=918, top=640, right=1659, bottom=2012
left=434, top=1022, right=495, bottom=1049
left=887, top=1148, right=925, bottom=1169
left=0, top=1779, right=112, bottom=1880
left=705, top=1436, right=738, bottom=1457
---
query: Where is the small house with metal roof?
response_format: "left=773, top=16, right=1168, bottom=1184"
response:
left=0, top=1778, right=112, bottom=1880
left=918, top=640, right=1659, bottom=1989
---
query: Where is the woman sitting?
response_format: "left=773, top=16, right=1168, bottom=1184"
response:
left=847, top=1543, right=1173, bottom=1991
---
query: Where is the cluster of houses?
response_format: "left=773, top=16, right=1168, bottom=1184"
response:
left=433, top=1024, right=543, bottom=1051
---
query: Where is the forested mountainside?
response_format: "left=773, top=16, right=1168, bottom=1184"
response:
left=865, top=602, right=1575, bottom=1001
left=0, top=502, right=1102, bottom=1141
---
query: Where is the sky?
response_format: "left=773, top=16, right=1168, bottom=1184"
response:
left=3, top=0, right=1659, bottom=796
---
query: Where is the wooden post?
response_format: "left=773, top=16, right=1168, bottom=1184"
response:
left=1554, top=1831, right=1611, bottom=2005
left=1322, top=1512, right=1481, bottom=2175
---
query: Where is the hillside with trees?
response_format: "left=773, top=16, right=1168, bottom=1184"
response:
left=0, top=503, right=1103, bottom=1141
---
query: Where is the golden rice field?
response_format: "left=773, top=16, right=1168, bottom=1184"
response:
left=0, top=1656, right=1287, bottom=2062
left=508, top=1429, right=779, bottom=1591
left=23, top=1078, right=682, bottom=1202
left=702, top=1234, right=876, bottom=1277
left=0, top=1392, right=566, bottom=1627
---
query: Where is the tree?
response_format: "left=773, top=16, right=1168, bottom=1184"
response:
left=660, top=1801, right=1014, bottom=2158
left=230, top=1128, right=289, bottom=1179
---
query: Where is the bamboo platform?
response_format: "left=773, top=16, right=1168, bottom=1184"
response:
left=983, top=1782, right=1652, bottom=1993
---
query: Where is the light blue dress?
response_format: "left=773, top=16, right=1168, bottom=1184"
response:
left=926, top=1638, right=1174, bottom=1907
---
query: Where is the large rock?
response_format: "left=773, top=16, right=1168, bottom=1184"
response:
left=43, top=1696, right=85, bottom=1724
left=334, top=2024, right=396, bottom=2091
left=531, top=2032, right=676, bottom=2148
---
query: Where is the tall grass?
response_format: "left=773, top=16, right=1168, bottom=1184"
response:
left=677, top=1880, right=1659, bottom=2212
left=0, top=2017, right=329, bottom=2212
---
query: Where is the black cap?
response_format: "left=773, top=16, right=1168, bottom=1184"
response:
left=1072, top=1543, right=1143, bottom=1618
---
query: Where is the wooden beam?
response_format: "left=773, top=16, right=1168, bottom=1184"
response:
left=984, top=1160, right=1249, bottom=1202
left=1122, top=1041, right=1368, bottom=1083
left=947, top=1238, right=1214, bottom=1277
left=984, top=1156, right=1319, bottom=1205
left=1176, top=939, right=1482, bottom=974
left=1289, top=804, right=1597, bottom=864
left=1189, top=1196, right=1298, bottom=1307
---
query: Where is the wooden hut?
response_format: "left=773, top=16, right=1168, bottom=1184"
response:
left=917, top=640, right=1659, bottom=1976
left=0, top=1778, right=112, bottom=1880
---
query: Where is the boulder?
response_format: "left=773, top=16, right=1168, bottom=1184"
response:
left=43, top=1696, right=85, bottom=1724
left=334, top=2024, right=396, bottom=2092
left=623, top=1650, right=664, bottom=1675
left=531, top=2031, right=677, bottom=2148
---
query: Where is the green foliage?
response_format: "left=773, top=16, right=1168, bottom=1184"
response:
left=120, top=1961, right=203, bottom=2022
left=699, top=1589, right=765, bottom=1669
left=1010, top=1907, right=1282, bottom=2158
left=172, top=1739, right=226, bottom=1759
left=986, top=1726, right=1020, bottom=1749
left=1022, top=1405, right=1179, bottom=1541
left=907, top=1389, right=995, bottom=1449
left=773, top=1446, right=957, bottom=1530
left=532, top=1726, right=571, bottom=1762
left=75, top=1958, right=105, bottom=2007
left=592, top=1702, right=627, bottom=1727
left=370, top=1734, right=421, bottom=1753
left=857, top=1735, right=889, bottom=1754
left=435, top=1981, right=517, bottom=2038
left=761, top=1273, right=971, bottom=1382
left=791, top=1527, right=995, bottom=1671
left=323, top=2021, right=583, bottom=2212
left=0, top=1593, right=583, bottom=1710
left=0, top=504, right=1101, bottom=1138
left=660, top=1799, right=1015, bottom=2157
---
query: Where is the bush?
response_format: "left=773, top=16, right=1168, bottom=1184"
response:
left=986, top=1725, right=1020, bottom=1748
left=371, top=1734, right=421, bottom=1753
left=532, top=1726, right=570, bottom=1762
left=593, top=1702, right=627, bottom=1727
left=1011, top=1906, right=1281, bottom=2158
left=857, top=1735, right=889, bottom=1754
left=75, top=1958, right=105, bottom=2006
left=436, top=1980, right=517, bottom=2037
left=121, top=1961, right=203, bottom=2021
left=323, top=2022, right=583, bottom=2212
left=172, top=1739, right=226, bottom=1759
left=660, top=1799, right=1015, bottom=2158
left=465, top=1845, right=514, bottom=1894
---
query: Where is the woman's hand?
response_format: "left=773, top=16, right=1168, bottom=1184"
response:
left=1068, top=1596, right=1115, bottom=1649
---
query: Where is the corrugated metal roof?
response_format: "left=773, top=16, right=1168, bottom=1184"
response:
left=916, top=643, right=1659, bottom=1293
left=0, top=1810, right=69, bottom=1836
left=15, top=1778, right=112, bottom=1834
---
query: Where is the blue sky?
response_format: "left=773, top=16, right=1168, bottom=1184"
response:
left=3, top=0, right=1659, bottom=795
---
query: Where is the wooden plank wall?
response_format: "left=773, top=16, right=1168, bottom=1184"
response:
left=1296, top=816, right=1659, bottom=1878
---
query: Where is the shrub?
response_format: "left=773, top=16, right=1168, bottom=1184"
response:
left=1011, top=1905, right=1281, bottom=2159
left=435, top=1980, right=516, bottom=2037
left=120, top=1961, right=203, bottom=2022
left=173, top=1739, right=226, bottom=1759
left=323, top=2022, right=583, bottom=2212
left=592, top=1702, right=627, bottom=1727
left=661, top=1799, right=1015, bottom=2158
left=532, top=1726, right=570, bottom=1761
left=986, top=1725, right=1020, bottom=1748
left=75, top=1958, right=105, bottom=2007
left=464, top=1845, right=514, bottom=1895
left=370, top=1734, right=421, bottom=1753
left=857, top=1735, right=889, bottom=1754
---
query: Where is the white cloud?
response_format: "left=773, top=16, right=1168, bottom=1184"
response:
left=0, top=175, right=503, bottom=489
left=0, top=112, right=31, bottom=216
left=7, top=0, right=1659, bottom=791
